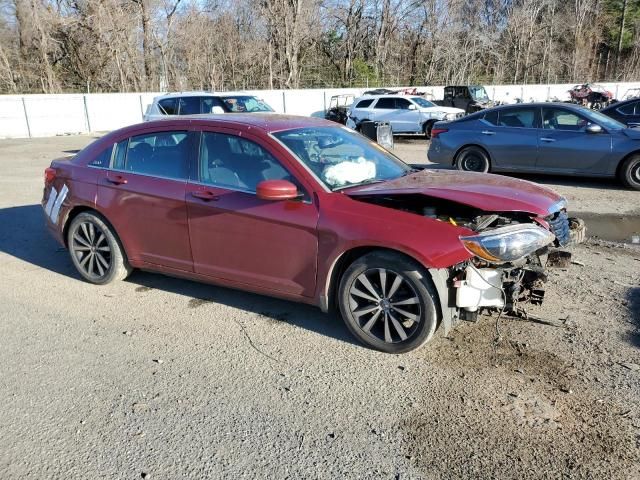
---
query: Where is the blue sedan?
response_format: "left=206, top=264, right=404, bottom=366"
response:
left=427, top=103, right=640, bottom=190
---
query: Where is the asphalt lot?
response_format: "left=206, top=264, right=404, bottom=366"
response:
left=0, top=135, right=639, bottom=479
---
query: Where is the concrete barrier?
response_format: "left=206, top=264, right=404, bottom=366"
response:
left=2, top=82, right=640, bottom=138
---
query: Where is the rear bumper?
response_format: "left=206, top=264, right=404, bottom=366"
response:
left=41, top=199, right=65, bottom=247
left=427, top=140, right=451, bottom=165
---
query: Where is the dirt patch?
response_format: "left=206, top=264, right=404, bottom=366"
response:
left=403, top=320, right=639, bottom=479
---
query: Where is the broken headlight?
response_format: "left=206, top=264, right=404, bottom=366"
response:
left=460, top=224, right=555, bottom=264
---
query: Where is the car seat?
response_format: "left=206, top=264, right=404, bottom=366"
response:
left=201, top=134, right=245, bottom=188
left=127, top=142, right=153, bottom=172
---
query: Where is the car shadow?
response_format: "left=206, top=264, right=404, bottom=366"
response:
left=0, top=204, right=357, bottom=347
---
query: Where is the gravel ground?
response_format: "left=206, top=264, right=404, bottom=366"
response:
left=0, top=135, right=638, bottom=479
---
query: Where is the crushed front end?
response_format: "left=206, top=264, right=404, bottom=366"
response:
left=447, top=200, right=585, bottom=323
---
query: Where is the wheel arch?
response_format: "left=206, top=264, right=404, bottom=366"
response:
left=62, top=206, right=129, bottom=263
left=453, top=143, right=492, bottom=168
left=615, top=150, right=640, bottom=179
left=321, top=246, right=445, bottom=317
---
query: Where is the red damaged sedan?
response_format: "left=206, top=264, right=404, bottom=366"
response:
left=42, top=114, right=582, bottom=353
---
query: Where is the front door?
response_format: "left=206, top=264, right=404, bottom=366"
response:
left=95, top=130, right=195, bottom=271
left=537, top=107, right=612, bottom=174
left=186, top=130, right=319, bottom=297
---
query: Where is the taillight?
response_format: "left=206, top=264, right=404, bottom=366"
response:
left=431, top=128, right=448, bottom=138
left=44, top=167, right=56, bottom=184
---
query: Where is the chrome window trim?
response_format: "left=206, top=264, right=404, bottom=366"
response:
left=87, top=164, right=188, bottom=183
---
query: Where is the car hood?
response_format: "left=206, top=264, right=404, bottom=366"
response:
left=344, top=170, right=564, bottom=217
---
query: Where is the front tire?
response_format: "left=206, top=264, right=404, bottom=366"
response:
left=455, top=146, right=491, bottom=173
left=67, top=212, right=132, bottom=284
left=620, top=155, right=640, bottom=190
left=337, top=251, right=439, bottom=353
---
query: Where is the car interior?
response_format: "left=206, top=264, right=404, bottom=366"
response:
left=125, top=132, right=189, bottom=179
left=199, top=132, right=291, bottom=191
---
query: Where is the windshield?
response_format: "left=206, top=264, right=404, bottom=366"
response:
left=582, top=108, right=626, bottom=130
left=221, top=96, right=273, bottom=113
left=469, top=86, right=489, bottom=101
left=411, top=97, right=435, bottom=108
left=273, top=126, right=411, bottom=190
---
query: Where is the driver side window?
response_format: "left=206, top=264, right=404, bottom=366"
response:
left=542, top=108, right=587, bottom=131
left=198, top=132, right=307, bottom=198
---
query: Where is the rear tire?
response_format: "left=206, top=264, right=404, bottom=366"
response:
left=337, top=251, right=439, bottom=354
left=455, top=146, right=491, bottom=173
left=620, top=155, right=640, bottom=190
left=67, top=212, right=132, bottom=285
left=423, top=121, right=435, bottom=139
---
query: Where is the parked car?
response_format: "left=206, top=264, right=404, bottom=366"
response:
left=144, top=92, right=273, bottom=121
left=432, top=85, right=497, bottom=114
left=599, top=97, right=640, bottom=128
left=346, top=95, right=464, bottom=138
left=428, top=103, right=640, bottom=190
left=43, top=114, right=582, bottom=353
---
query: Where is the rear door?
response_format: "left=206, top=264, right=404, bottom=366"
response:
left=185, top=129, right=319, bottom=297
left=537, top=106, right=612, bottom=174
left=95, top=129, right=195, bottom=271
left=477, top=106, right=540, bottom=171
left=371, top=97, right=401, bottom=130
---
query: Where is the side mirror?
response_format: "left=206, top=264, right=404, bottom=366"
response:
left=408, top=104, right=417, bottom=110
left=586, top=124, right=603, bottom=134
left=256, top=179, right=300, bottom=201
left=210, top=106, right=225, bottom=114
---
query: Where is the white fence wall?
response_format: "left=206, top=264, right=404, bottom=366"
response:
left=3, top=82, right=640, bottom=138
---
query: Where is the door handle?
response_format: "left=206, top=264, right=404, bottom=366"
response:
left=481, top=130, right=495, bottom=136
left=106, top=175, right=127, bottom=185
left=191, top=190, right=219, bottom=201
left=540, top=137, right=556, bottom=142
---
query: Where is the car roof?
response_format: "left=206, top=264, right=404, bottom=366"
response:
left=142, top=113, right=337, bottom=133
left=153, top=91, right=258, bottom=100
left=355, top=94, right=420, bottom=100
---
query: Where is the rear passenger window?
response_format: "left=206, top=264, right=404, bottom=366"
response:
left=158, top=98, right=177, bottom=115
left=498, top=107, right=536, bottom=128
left=178, top=97, right=200, bottom=115
left=88, top=146, right=112, bottom=167
left=355, top=99, right=374, bottom=108
left=117, top=131, right=190, bottom=180
left=374, top=98, right=395, bottom=109
left=482, top=111, right=499, bottom=126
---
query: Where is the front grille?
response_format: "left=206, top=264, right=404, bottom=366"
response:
left=547, top=210, right=570, bottom=246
